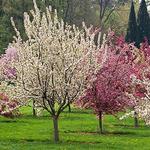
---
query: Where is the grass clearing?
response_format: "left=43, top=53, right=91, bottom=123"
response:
left=0, top=107, right=150, bottom=150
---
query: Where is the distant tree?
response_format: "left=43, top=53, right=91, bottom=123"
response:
left=137, top=0, right=150, bottom=45
left=97, top=0, right=128, bottom=29
left=0, top=47, right=20, bottom=118
left=125, top=1, right=138, bottom=47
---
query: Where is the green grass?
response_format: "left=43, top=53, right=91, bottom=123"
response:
left=0, top=107, right=150, bottom=150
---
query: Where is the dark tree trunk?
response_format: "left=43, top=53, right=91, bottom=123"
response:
left=68, top=103, right=71, bottom=113
left=32, top=100, right=36, bottom=117
left=99, top=112, right=103, bottom=134
left=53, top=115, right=59, bottom=142
left=134, top=111, right=139, bottom=128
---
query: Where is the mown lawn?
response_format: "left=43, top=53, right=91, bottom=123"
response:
left=0, top=107, right=150, bottom=150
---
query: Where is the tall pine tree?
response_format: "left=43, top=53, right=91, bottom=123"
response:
left=137, top=0, right=150, bottom=45
left=125, top=0, right=138, bottom=46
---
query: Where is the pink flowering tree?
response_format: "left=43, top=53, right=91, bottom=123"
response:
left=76, top=34, right=137, bottom=133
left=0, top=93, right=19, bottom=118
left=0, top=47, right=21, bottom=118
left=0, top=47, right=17, bottom=80
left=121, top=40, right=150, bottom=126
left=119, top=37, right=150, bottom=127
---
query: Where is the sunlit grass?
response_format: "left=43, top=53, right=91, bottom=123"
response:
left=0, top=107, right=149, bottom=150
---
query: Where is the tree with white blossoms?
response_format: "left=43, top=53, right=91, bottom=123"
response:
left=130, top=71, right=150, bottom=126
left=9, top=0, right=107, bottom=142
left=120, top=69, right=150, bottom=126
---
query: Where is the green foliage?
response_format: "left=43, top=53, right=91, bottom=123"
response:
left=137, top=0, right=150, bottom=45
left=0, top=0, right=49, bottom=54
left=125, top=1, right=138, bottom=46
left=0, top=0, right=134, bottom=54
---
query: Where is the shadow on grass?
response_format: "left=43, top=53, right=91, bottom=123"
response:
left=0, top=120, right=17, bottom=123
left=0, top=138, right=102, bottom=145
left=104, top=131, right=134, bottom=135
left=0, top=138, right=50, bottom=143
left=0, top=119, right=33, bottom=124
left=64, top=130, right=134, bottom=136
left=113, top=124, right=149, bottom=128
left=65, top=140, right=102, bottom=144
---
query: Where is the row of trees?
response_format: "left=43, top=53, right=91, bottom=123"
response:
left=0, top=0, right=131, bottom=53
left=125, top=0, right=150, bottom=47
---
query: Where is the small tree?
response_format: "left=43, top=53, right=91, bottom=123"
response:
left=137, top=0, right=150, bottom=45
left=125, top=1, right=138, bottom=47
left=9, top=0, right=107, bottom=142
left=76, top=35, right=134, bottom=133
left=128, top=72, right=150, bottom=126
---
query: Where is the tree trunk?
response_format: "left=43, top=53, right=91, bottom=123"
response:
left=134, top=111, right=139, bottom=128
left=53, top=115, right=59, bottom=142
left=99, top=112, right=103, bottom=134
left=32, top=100, right=36, bottom=117
left=68, top=103, right=71, bottom=113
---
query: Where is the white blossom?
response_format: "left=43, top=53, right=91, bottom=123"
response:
left=8, top=0, right=107, bottom=117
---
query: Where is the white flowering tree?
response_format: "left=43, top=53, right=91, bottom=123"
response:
left=120, top=70, right=150, bottom=126
left=9, top=0, right=107, bottom=142
left=131, top=72, right=150, bottom=126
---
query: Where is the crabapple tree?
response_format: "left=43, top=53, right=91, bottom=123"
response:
left=76, top=35, right=135, bottom=133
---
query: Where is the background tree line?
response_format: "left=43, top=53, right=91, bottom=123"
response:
left=0, top=0, right=132, bottom=54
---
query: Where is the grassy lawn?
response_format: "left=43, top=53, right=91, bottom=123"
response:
left=0, top=107, right=150, bottom=150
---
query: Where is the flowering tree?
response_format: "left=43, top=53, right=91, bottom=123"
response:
left=0, top=92, right=19, bottom=118
left=0, top=47, right=17, bottom=80
left=8, top=0, right=107, bottom=142
left=126, top=69, right=150, bottom=126
left=119, top=39, right=150, bottom=127
left=76, top=35, right=135, bottom=133
left=0, top=47, right=20, bottom=118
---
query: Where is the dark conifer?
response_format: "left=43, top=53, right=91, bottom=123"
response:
left=137, top=0, right=150, bottom=45
left=125, top=0, right=138, bottom=47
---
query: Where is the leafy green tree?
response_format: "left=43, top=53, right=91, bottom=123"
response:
left=125, top=1, right=138, bottom=46
left=137, top=0, right=150, bottom=45
left=0, top=0, right=41, bottom=54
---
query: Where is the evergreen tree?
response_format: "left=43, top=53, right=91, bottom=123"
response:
left=125, top=1, right=138, bottom=46
left=137, top=0, right=150, bottom=45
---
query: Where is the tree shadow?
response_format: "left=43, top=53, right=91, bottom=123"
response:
left=64, top=130, right=135, bottom=136
left=0, top=120, right=17, bottom=123
left=64, top=130, right=98, bottom=135
left=113, top=124, right=149, bottom=128
left=104, top=131, right=135, bottom=135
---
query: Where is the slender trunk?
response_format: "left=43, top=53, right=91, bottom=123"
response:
left=99, top=112, right=103, bottom=134
left=33, top=100, right=36, bottom=117
left=134, top=111, right=139, bottom=128
left=53, top=115, right=59, bottom=142
left=68, top=103, right=71, bottom=113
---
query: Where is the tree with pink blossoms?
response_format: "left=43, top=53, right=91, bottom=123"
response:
left=76, top=35, right=137, bottom=133
left=0, top=92, right=19, bottom=118
left=0, top=47, right=17, bottom=80
left=120, top=40, right=150, bottom=127
left=0, top=47, right=20, bottom=118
